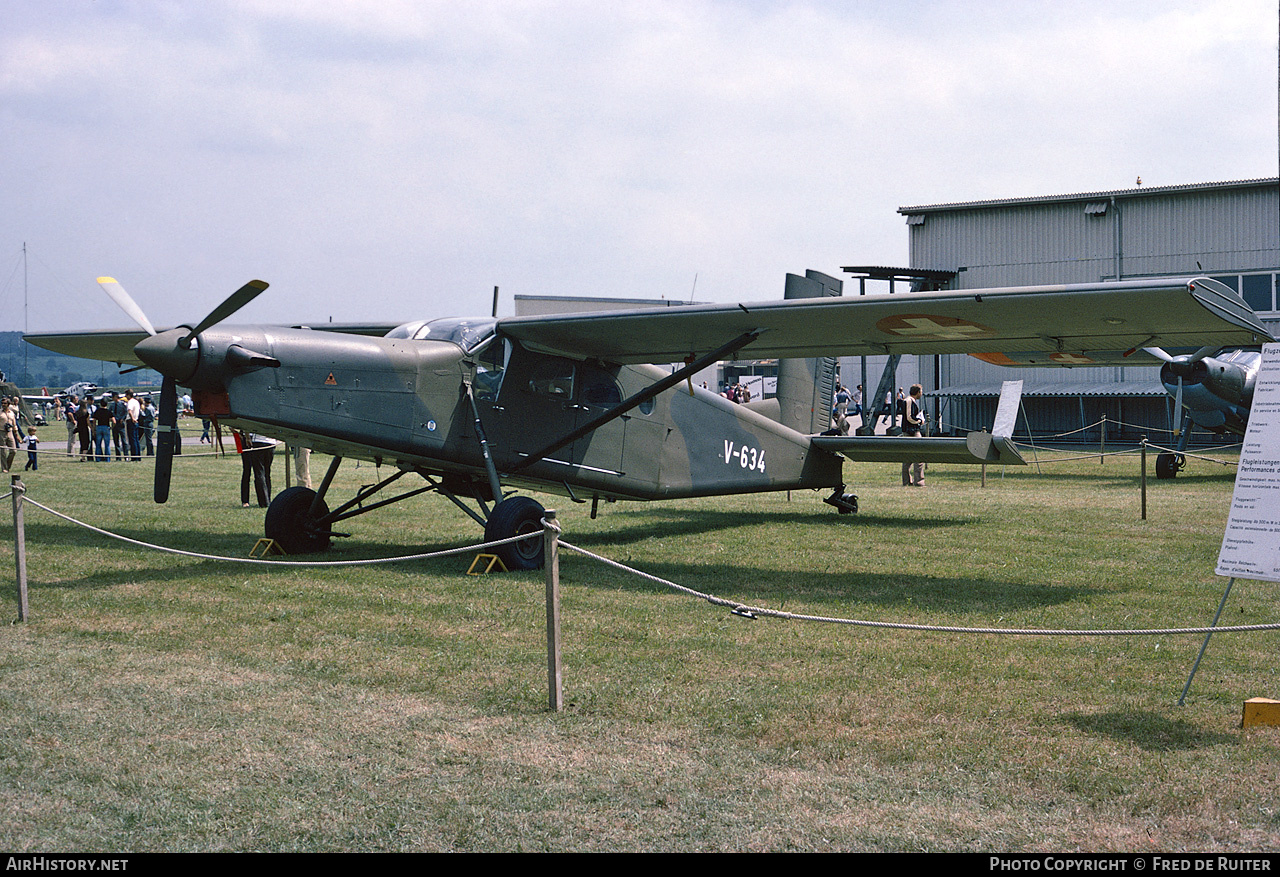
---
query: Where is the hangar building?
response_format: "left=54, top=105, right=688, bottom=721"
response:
left=894, top=178, right=1280, bottom=444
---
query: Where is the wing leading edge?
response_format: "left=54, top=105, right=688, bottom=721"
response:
left=498, top=277, right=1271, bottom=366
left=24, top=323, right=404, bottom=367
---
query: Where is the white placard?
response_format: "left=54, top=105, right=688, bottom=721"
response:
left=1216, top=342, right=1280, bottom=580
left=992, top=380, right=1023, bottom=439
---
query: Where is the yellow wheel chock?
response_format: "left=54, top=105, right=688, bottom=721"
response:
left=467, top=553, right=509, bottom=575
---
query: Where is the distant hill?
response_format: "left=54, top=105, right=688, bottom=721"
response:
left=0, top=331, right=162, bottom=391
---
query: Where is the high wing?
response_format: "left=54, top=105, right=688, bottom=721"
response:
left=26, top=277, right=1268, bottom=371
left=497, top=277, right=1270, bottom=365
left=24, top=323, right=403, bottom=367
left=25, top=330, right=152, bottom=366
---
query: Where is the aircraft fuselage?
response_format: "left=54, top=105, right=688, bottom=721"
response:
left=182, top=325, right=844, bottom=504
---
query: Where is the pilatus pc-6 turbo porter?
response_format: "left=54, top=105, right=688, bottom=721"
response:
left=26, top=273, right=1269, bottom=569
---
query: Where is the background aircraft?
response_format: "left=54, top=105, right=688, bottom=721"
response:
left=1139, top=344, right=1260, bottom=478
left=26, top=274, right=1270, bottom=569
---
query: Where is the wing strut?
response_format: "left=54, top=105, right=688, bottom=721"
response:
left=465, top=378, right=506, bottom=503
left=507, top=329, right=761, bottom=474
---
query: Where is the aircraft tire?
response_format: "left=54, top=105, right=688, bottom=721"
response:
left=485, top=496, right=546, bottom=571
left=1155, top=452, right=1184, bottom=480
left=265, top=486, right=332, bottom=554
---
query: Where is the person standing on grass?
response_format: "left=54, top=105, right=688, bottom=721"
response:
left=0, top=398, right=18, bottom=473
left=109, top=392, right=128, bottom=461
left=236, top=430, right=275, bottom=508
left=93, top=396, right=114, bottom=462
left=124, top=390, right=142, bottom=461
left=139, top=397, right=155, bottom=455
left=23, top=429, right=38, bottom=471
left=901, top=384, right=925, bottom=487
left=74, top=396, right=92, bottom=461
left=64, top=394, right=78, bottom=457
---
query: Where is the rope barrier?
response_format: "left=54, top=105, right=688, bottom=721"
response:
left=1139, top=442, right=1240, bottom=467
left=9, top=492, right=1276, bottom=639
left=21, top=496, right=535, bottom=567
left=940, top=414, right=1241, bottom=447
left=939, top=417, right=1111, bottom=441
left=1005, top=446, right=1141, bottom=464
left=556, top=539, right=1280, bottom=637
left=29, top=446, right=229, bottom=461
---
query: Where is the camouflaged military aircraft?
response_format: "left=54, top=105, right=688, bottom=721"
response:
left=24, top=273, right=1270, bottom=569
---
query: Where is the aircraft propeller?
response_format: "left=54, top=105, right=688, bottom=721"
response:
left=1141, top=344, right=1218, bottom=371
left=97, top=277, right=270, bottom=503
left=1141, top=346, right=1205, bottom=423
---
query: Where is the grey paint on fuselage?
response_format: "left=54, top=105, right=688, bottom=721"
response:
left=207, top=325, right=845, bottom=505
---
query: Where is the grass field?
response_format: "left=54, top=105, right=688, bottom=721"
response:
left=1, top=443, right=1278, bottom=852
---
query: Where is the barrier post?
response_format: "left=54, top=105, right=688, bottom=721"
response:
left=11, top=475, right=28, bottom=621
left=1100, top=415, right=1106, bottom=464
left=543, top=509, right=563, bottom=712
left=1140, top=438, right=1148, bottom=521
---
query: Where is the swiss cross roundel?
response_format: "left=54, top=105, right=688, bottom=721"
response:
left=876, top=313, right=996, bottom=341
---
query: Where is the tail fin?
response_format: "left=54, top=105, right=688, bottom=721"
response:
left=773, top=271, right=841, bottom=434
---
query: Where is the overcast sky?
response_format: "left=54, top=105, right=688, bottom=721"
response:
left=1, top=0, right=1276, bottom=334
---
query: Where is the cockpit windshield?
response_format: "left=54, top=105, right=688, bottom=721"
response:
left=1215, top=348, right=1261, bottom=366
left=385, top=317, right=498, bottom=353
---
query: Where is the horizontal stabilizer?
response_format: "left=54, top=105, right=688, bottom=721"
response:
left=811, top=432, right=1025, bottom=465
left=811, top=378, right=1026, bottom=465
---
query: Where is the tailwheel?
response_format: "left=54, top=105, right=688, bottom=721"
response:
left=265, top=486, right=333, bottom=554
left=484, top=496, right=546, bottom=570
left=1155, top=452, right=1185, bottom=480
left=823, top=486, right=858, bottom=515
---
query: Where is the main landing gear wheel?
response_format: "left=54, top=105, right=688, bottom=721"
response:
left=1155, top=452, right=1185, bottom=480
left=265, top=486, right=332, bottom=554
left=485, top=496, right=546, bottom=571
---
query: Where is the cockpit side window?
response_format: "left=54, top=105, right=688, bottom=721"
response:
left=475, top=338, right=510, bottom=401
left=527, top=359, right=575, bottom=398
left=579, top=363, right=623, bottom=410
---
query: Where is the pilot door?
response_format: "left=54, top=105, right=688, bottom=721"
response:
left=481, top=343, right=627, bottom=485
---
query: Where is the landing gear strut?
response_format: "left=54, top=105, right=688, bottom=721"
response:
left=260, top=454, right=545, bottom=567
left=1156, top=412, right=1194, bottom=480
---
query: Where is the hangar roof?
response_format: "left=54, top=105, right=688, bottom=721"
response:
left=899, top=177, right=1279, bottom=215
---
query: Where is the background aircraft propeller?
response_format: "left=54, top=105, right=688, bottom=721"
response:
left=97, top=277, right=270, bottom=503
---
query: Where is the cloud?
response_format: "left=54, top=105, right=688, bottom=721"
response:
left=0, top=0, right=1275, bottom=333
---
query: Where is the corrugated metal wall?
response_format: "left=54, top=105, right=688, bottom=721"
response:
left=900, top=181, right=1279, bottom=437
left=907, top=181, right=1280, bottom=290
left=910, top=201, right=1116, bottom=288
